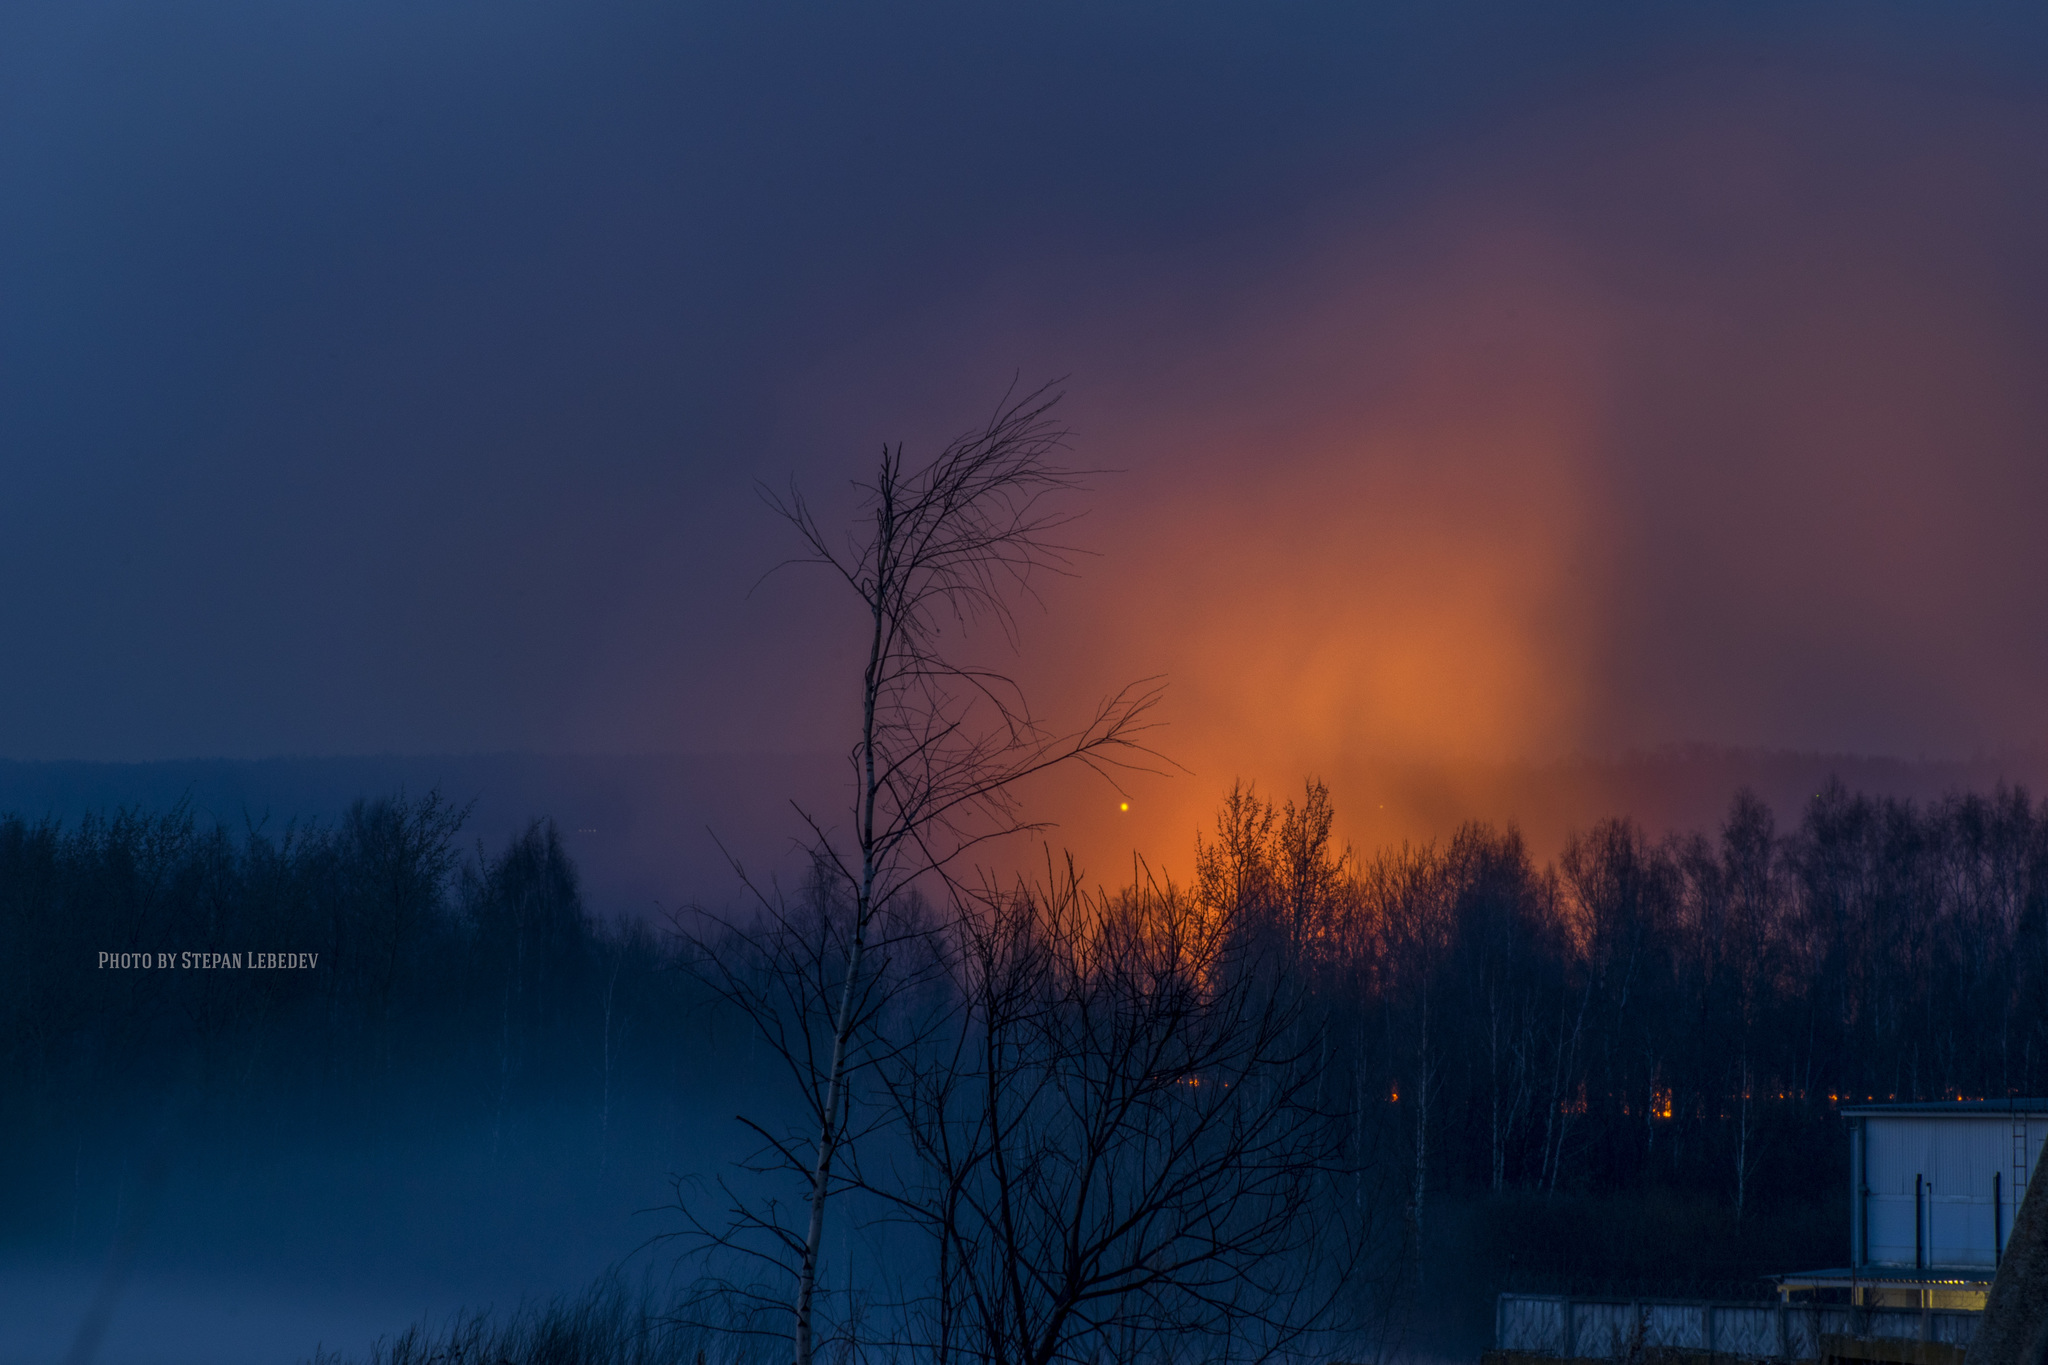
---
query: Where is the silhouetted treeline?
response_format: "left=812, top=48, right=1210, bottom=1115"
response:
left=0, top=794, right=716, bottom=1183
left=1197, top=777, right=2048, bottom=1258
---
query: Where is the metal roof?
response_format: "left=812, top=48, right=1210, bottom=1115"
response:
left=1838, top=1100, right=2048, bottom=1117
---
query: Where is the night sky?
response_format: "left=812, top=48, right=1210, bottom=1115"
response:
left=8, top=2, right=2048, bottom=863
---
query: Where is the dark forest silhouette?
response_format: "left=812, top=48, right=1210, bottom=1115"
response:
left=6, top=777, right=2048, bottom=1359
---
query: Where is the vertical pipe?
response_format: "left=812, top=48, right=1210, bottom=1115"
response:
left=1916, top=1173, right=1924, bottom=1270
left=1851, top=1118, right=1867, bottom=1269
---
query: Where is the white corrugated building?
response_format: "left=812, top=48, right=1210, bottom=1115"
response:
left=1779, top=1100, right=2048, bottom=1310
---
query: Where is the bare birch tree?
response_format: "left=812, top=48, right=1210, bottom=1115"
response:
left=685, top=384, right=1163, bottom=1365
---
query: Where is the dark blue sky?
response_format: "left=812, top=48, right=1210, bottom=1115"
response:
left=6, top=2, right=2048, bottom=791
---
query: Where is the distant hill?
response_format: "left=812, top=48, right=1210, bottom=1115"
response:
left=0, top=752, right=841, bottom=919
left=4, top=745, right=2046, bottom=915
left=1324, top=744, right=2048, bottom=857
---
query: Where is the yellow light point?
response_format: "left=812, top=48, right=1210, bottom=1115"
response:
left=1119, top=801, right=1129, bottom=812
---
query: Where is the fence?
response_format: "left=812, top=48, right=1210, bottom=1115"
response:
left=1495, top=1294, right=1979, bottom=1360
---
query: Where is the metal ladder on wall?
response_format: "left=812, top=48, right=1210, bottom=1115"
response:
left=1991, top=1116, right=2030, bottom=1265
left=2016, top=1118, right=2031, bottom=1249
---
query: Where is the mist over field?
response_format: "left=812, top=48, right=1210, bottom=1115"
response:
left=0, top=794, right=792, bottom=1365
